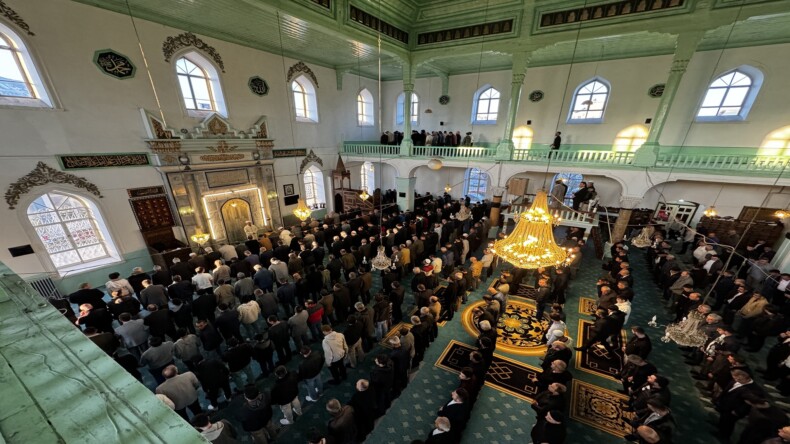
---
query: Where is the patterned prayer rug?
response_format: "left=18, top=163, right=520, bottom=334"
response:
left=379, top=322, right=411, bottom=349
left=461, top=296, right=547, bottom=356
left=570, top=379, right=635, bottom=437
left=514, top=284, right=538, bottom=301
left=435, top=340, right=540, bottom=402
left=578, top=297, right=598, bottom=315
left=575, top=319, right=626, bottom=381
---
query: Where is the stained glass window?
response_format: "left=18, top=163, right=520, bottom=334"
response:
left=27, top=192, right=112, bottom=269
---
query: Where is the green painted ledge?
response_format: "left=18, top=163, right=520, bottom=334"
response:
left=0, top=262, right=206, bottom=444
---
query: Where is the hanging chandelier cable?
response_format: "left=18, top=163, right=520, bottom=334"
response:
left=124, top=0, right=166, bottom=126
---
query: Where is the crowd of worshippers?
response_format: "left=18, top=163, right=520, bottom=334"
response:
left=582, top=220, right=789, bottom=444
left=59, top=195, right=528, bottom=443
left=380, top=129, right=474, bottom=147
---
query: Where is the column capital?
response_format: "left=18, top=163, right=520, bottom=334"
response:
left=512, top=73, right=526, bottom=85
left=403, top=83, right=414, bottom=92
left=619, top=195, right=643, bottom=209
left=670, top=59, right=690, bottom=74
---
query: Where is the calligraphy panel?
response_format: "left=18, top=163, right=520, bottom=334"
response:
left=59, top=154, right=150, bottom=170
left=206, top=169, right=249, bottom=188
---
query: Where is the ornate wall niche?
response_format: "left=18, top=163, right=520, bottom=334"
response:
left=5, top=162, right=102, bottom=209
left=162, top=32, right=225, bottom=72
left=287, top=61, right=319, bottom=88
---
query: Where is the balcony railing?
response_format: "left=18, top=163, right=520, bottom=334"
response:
left=341, top=142, right=790, bottom=177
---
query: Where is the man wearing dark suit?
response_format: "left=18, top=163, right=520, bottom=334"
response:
left=68, top=283, right=107, bottom=310
left=143, top=304, right=177, bottom=340
left=151, top=265, right=172, bottom=287
left=579, top=308, right=617, bottom=353
left=624, top=326, right=652, bottom=359
left=535, top=278, right=551, bottom=321
left=606, top=306, right=626, bottom=350
left=170, top=258, right=193, bottom=281
left=437, top=389, right=470, bottom=440
left=214, top=303, right=244, bottom=342
left=714, top=369, right=766, bottom=438
left=425, top=417, right=455, bottom=444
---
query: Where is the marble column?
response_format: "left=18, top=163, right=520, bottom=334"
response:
left=489, top=193, right=504, bottom=239
left=496, top=52, right=529, bottom=160
left=396, top=176, right=416, bottom=211
left=611, top=195, right=643, bottom=242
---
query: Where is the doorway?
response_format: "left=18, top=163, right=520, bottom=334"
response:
left=221, top=198, right=252, bottom=244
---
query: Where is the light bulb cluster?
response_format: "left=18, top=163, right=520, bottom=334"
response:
left=293, top=198, right=312, bottom=221
left=703, top=206, right=718, bottom=217
left=491, top=190, right=572, bottom=269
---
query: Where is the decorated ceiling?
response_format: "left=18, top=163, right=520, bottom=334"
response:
left=72, top=0, right=790, bottom=80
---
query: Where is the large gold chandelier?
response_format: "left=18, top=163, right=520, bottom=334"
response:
left=293, top=198, right=312, bottom=221
left=491, top=190, right=571, bottom=269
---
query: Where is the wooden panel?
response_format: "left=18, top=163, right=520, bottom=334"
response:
left=509, top=178, right=528, bottom=196
left=129, top=195, right=175, bottom=231
left=738, top=206, right=784, bottom=222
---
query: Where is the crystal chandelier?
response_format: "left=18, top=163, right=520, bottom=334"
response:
left=359, top=189, right=370, bottom=201
left=190, top=227, right=210, bottom=245
left=490, top=190, right=571, bottom=269
left=371, top=246, right=392, bottom=271
left=293, top=198, right=312, bottom=221
left=703, top=206, right=717, bottom=217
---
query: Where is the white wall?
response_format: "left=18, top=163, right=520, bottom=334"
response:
left=381, top=44, right=790, bottom=148
left=0, top=0, right=379, bottom=282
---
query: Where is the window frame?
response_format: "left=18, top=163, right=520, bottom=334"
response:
left=695, top=66, right=763, bottom=123
left=567, top=77, right=610, bottom=124
left=173, top=51, right=227, bottom=118
left=303, top=165, right=326, bottom=208
left=471, top=85, right=501, bottom=124
left=0, top=22, right=54, bottom=108
left=292, top=74, right=319, bottom=123
left=395, top=92, right=419, bottom=126
left=360, top=161, right=375, bottom=194
left=22, top=189, right=121, bottom=277
left=463, top=168, right=488, bottom=203
left=357, top=88, right=374, bottom=127
left=176, top=57, right=215, bottom=112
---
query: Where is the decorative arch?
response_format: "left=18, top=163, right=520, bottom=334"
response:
left=696, top=65, right=763, bottom=122
left=162, top=32, right=225, bottom=72
left=287, top=61, right=318, bottom=87
left=471, top=84, right=501, bottom=124
left=6, top=162, right=102, bottom=210
left=568, top=77, right=610, bottom=123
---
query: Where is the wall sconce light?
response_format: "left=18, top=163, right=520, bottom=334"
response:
left=178, top=206, right=194, bottom=216
left=178, top=153, right=191, bottom=171
left=267, top=190, right=278, bottom=200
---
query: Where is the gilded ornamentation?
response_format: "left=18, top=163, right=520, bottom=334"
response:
left=162, top=32, right=225, bottom=72
left=299, top=149, right=324, bottom=173
left=93, top=49, right=136, bottom=79
left=273, top=149, right=307, bottom=158
left=59, top=154, right=149, bottom=169
left=150, top=117, right=175, bottom=139
left=161, top=154, right=178, bottom=165
left=199, top=153, right=245, bottom=162
left=570, top=380, right=634, bottom=437
left=147, top=141, right=182, bottom=152
left=462, top=299, right=548, bottom=356
left=0, top=0, right=34, bottom=36
left=208, top=140, right=238, bottom=153
left=207, top=116, right=229, bottom=135
left=255, top=121, right=269, bottom=139
left=286, top=61, right=319, bottom=88
left=5, top=162, right=102, bottom=209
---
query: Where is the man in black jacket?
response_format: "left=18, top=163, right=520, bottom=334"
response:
left=196, top=319, right=223, bottom=360
left=298, top=346, right=324, bottom=402
left=349, top=379, right=377, bottom=441
left=370, top=354, right=394, bottom=416
left=143, top=304, right=177, bottom=340
left=437, top=389, right=471, bottom=440
left=240, top=385, right=276, bottom=444
left=267, top=315, right=292, bottom=365
left=222, top=337, right=255, bottom=391
left=195, top=357, right=232, bottom=410
left=215, top=303, right=244, bottom=342
left=623, top=326, right=652, bottom=359
left=714, top=369, right=766, bottom=438
left=168, top=275, right=194, bottom=301
left=271, top=365, right=302, bottom=426
left=68, top=283, right=107, bottom=310
left=169, top=298, right=195, bottom=334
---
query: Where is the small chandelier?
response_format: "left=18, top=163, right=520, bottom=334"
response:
left=427, top=159, right=443, bottom=170
left=293, top=198, right=312, bottom=221
left=775, top=209, right=788, bottom=220
left=371, top=246, right=392, bottom=271
left=444, top=183, right=452, bottom=193
left=703, top=206, right=718, bottom=217
left=359, top=189, right=370, bottom=201
left=490, top=190, right=571, bottom=269
left=190, top=227, right=210, bottom=245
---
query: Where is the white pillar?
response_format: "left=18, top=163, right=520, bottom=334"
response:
left=396, top=177, right=416, bottom=211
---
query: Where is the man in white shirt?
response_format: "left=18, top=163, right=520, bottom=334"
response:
left=218, top=243, right=238, bottom=262
left=243, top=221, right=258, bottom=238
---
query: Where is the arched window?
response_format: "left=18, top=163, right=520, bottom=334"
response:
left=759, top=126, right=790, bottom=156
left=175, top=52, right=227, bottom=116
left=512, top=126, right=533, bottom=150
left=360, top=162, right=375, bottom=194
left=357, top=88, right=374, bottom=126
left=303, top=165, right=326, bottom=208
left=395, top=92, right=419, bottom=125
left=292, top=74, right=319, bottom=122
left=696, top=66, right=763, bottom=121
left=27, top=191, right=119, bottom=274
left=464, top=168, right=488, bottom=203
left=472, top=85, right=501, bottom=124
left=551, top=173, right=584, bottom=207
left=613, top=125, right=648, bottom=152
left=0, top=23, right=53, bottom=107
left=568, top=78, right=610, bottom=123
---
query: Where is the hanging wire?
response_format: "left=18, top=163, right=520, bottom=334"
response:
left=124, top=0, right=166, bottom=126
left=468, top=0, right=492, bottom=141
